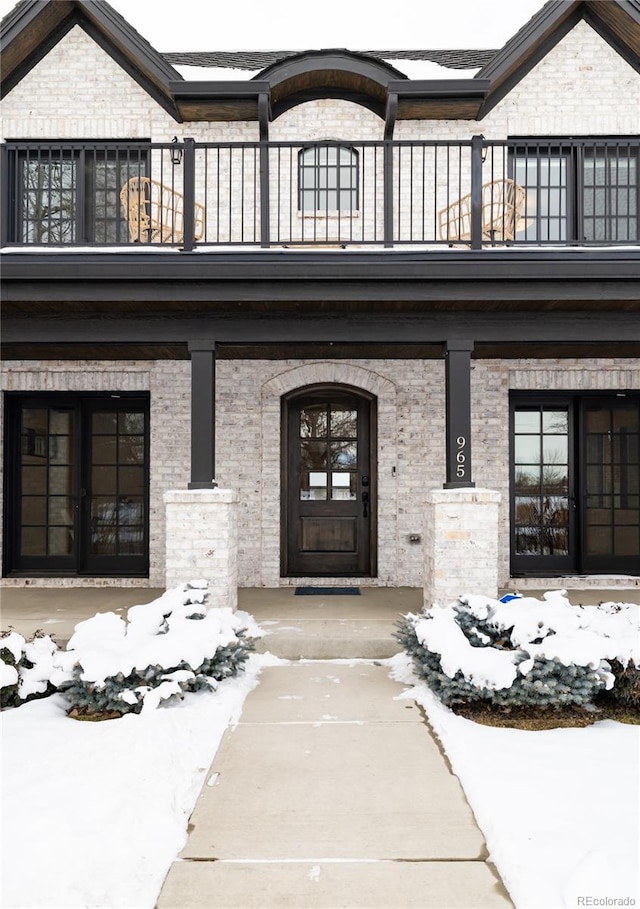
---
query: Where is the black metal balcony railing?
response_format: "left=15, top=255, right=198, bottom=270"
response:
left=1, top=137, right=638, bottom=249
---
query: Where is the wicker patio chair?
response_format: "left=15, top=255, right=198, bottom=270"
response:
left=119, top=176, right=205, bottom=244
left=438, top=178, right=527, bottom=243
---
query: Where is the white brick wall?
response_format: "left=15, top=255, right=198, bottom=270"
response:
left=3, top=20, right=637, bottom=147
left=2, top=356, right=639, bottom=589
left=0, top=26, right=171, bottom=140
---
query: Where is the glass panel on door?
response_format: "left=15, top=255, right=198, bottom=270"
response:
left=20, top=406, right=75, bottom=559
left=513, top=405, right=571, bottom=559
left=6, top=395, right=149, bottom=576
left=89, top=408, right=146, bottom=557
left=514, top=152, right=568, bottom=242
left=299, top=404, right=358, bottom=501
left=584, top=401, right=640, bottom=559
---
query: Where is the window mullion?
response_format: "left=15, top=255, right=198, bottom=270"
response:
left=573, top=144, right=583, bottom=243
left=77, top=147, right=86, bottom=243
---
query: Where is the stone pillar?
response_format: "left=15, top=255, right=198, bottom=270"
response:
left=163, top=488, right=238, bottom=611
left=425, top=487, right=501, bottom=608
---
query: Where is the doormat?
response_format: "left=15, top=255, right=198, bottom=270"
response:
left=295, top=587, right=361, bottom=596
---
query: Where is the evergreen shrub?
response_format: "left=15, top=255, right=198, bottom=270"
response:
left=59, top=632, right=254, bottom=716
left=1, top=582, right=259, bottom=717
left=395, top=594, right=622, bottom=709
left=58, top=582, right=256, bottom=716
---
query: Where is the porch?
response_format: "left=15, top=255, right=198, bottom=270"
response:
left=2, top=583, right=638, bottom=656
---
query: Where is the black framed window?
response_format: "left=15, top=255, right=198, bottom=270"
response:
left=512, top=140, right=638, bottom=243
left=4, top=393, right=150, bottom=577
left=511, top=402, right=573, bottom=572
left=510, top=394, right=640, bottom=576
left=298, top=144, right=359, bottom=212
left=583, top=147, right=638, bottom=242
left=9, top=144, right=148, bottom=244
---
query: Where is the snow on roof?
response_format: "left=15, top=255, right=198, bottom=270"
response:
left=172, top=60, right=480, bottom=81
left=164, top=48, right=495, bottom=83
left=384, top=59, right=480, bottom=79
left=172, top=65, right=262, bottom=80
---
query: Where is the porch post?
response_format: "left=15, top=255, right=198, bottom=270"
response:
left=383, top=94, right=397, bottom=248
left=0, top=144, right=9, bottom=247
left=188, top=340, right=217, bottom=489
left=444, top=340, right=475, bottom=489
left=426, top=339, right=500, bottom=606
left=258, top=93, right=271, bottom=248
left=181, top=138, right=196, bottom=252
left=470, top=134, right=483, bottom=250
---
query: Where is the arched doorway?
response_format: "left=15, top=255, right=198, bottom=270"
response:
left=281, top=384, right=377, bottom=577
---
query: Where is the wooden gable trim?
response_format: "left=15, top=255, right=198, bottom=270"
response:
left=582, top=2, right=640, bottom=74
left=1, top=0, right=76, bottom=98
left=1, top=0, right=182, bottom=118
left=477, top=0, right=640, bottom=118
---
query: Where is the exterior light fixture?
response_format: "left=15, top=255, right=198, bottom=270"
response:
left=170, top=136, right=183, bottom=165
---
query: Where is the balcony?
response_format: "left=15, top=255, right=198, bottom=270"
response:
left=1, top=137, right=638, bottom=250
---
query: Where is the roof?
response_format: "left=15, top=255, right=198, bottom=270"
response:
left=2, top=0, right=639, bottom=123
left=163, top=49, right=498, bottom=72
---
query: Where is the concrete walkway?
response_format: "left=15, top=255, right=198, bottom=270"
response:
left=242, top=587, right=422, bottom=659
left=155, top=587, right=513, bottom=909
left=157, top=660, right=512, bottom=909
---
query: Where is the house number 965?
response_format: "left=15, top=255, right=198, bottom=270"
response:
left=456, top=435, right=467, bottom=477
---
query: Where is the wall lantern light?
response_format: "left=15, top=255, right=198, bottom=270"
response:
left=170, top=136, right=183, bottom=165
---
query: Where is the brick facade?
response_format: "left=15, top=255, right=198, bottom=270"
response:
left=3, top=357, right=638, bottom=588
left=3, top=21, right=638, bottom=147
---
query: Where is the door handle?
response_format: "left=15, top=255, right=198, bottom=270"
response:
left=362, top=490, right=369, bottom=518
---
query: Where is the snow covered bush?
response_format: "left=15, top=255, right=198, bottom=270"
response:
left=396, top=592, right=639, bottom=709
left=1, top=630, right=65, bottom=709
left=1, top=582, right=260, bottom=717
left=57, top=581, right=257, bottom=717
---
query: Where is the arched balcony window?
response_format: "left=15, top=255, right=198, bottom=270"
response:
left=298, top=144, right=359, bottom=213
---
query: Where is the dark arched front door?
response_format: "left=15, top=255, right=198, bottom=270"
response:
left=282, top=385, right=376, bottom=577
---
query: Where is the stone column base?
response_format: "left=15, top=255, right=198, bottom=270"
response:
left=425, top=487, right=501, bottom=608
left=163, top=488, right=238, bottom=611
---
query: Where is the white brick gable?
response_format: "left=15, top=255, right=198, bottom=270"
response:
left=0, top=25, right=175, bottom=140
left=485, top=20, right=640, bottom=137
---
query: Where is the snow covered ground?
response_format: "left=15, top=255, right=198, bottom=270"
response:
left=1, top=653, right=280, bottom=909
left=391, top=654, right=640, bottom=909
left=2, top=592, right=639, bottom=909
